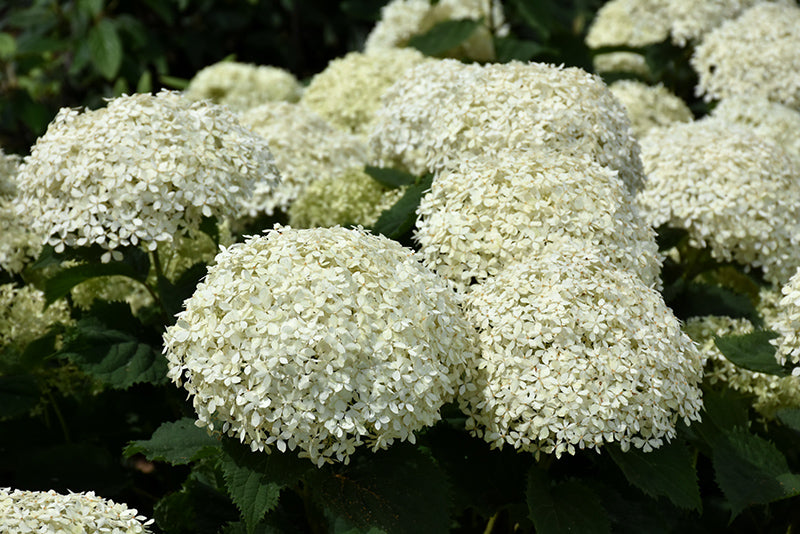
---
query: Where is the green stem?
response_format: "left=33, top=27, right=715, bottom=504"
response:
left=483, top=511, right=499, bottom=534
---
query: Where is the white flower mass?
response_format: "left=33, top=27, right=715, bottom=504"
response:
left=609, top=80, right=693, bottom=138
left=164, top=225, right=478, bottom=466
left=14, top=90, right=280, bottom=260
left=771, top=268, right=800, bottom=372
left=185, top=61, right=302, bottom=111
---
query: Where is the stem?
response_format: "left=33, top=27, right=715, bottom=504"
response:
left=46, top=389, right=71, bottom=443
left=483, top=511, right=499, bottom=534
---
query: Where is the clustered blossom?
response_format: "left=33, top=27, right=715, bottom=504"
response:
left=164, top=226, right=478, bottom=466
left=0, top=151, right=41, bottom=273
left=300, top=49, right=431, bottom=136
left=460, top=243, right=703, bottom=457
left=685, top=314, right=800, bottom=419
left=667, top=0, right=771, bottom=46
left=0, top=148, right=19, bottom=198
left=609, top=80, right=693, bottom=138
left=691, top=2, right=800, bottom=109
left=414, top=150, right=661, bottom=291
left=14, top=90, right=280, bottom=261
left=237, top=102, right=371, bottom=216
left=592, top=52, right=650, bottom=78
left=584, top=0, right=670, bottom=48
left=370, top=60, right=646, bottom=193
left=770, top=268, right=800, bottom=372
left=364, top=0, right=508, bottom=61
left=0, top=488, right=153, bottom=533
left=0, top=284, right=70, bottom=352
left=638, top=119, right=800, bottom=284
left=185, top=61, right=302, bottom=111
left=288, top=167, right=405, bottom=229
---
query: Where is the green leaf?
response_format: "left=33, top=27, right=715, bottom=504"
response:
left=511, top=0, right=556, bottom=40
left=776, top=408, right=800, bottom=432
left=44, top=257, right=148, bottom=306
left=364, top=166, right=417, bottom=189
left=79, top=0, right=105, bottom=17
left=654, top=224, right=688, bottom=251
left=607, top=441, right=701, bottom=510
left=222, top=440, right=312, bottom=490
left=160, top=74, right=190, bottom=90
left=58, top=318, right=168, bottom=389
left=0, top=374, right=40, bottom=418
left=494, top=36, right=550, bottom=62
left=155, top=469, right=239, bottom=534
left=714, top=330, right=787, bottom=376
left=526, top=468, right=611, bottom=534
left=221, top=456, right=282, bottom=534
left=199, top=215, right=220, bottom=247
left=371, top=174, right=432, bottom=240
left=712, top=427, right=800, bottom=517
left=157, top=263, right=207, bottom=320
left=0, top=33, right=16, bottom=59
left=408, top=18, right=483, bottom=57
left=307, top=444, right=451, bottom=534
left=668, top=282, right=760, bottom=325
left=88, top=18, right=122, bottom=79
left=124, top=418, right=220, bottom=465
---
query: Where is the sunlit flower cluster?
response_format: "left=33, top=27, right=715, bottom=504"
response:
left=237, top=102, right=371, bottom=216
left=771, top=268, right=800, bottom=372
left=460, top=243, right=704, bottom=457
left=185, top=61, right=302, bottom=111
left=14, top=90, right=279, bottom=262
left=0, top=150, right=41, bottom=273
left=364, top=0, right=507, bottom=61
left=667, top=0, right=772, bottom=46
left=585, top=0, right=670, bottom=48
left=0, top=283, right=70, bottom=352
left=609, top=80, right=693, bottom=138
left=288, top=167, right=404, bottom=229
left=164, top=225, right=478, bottom=466
left=592, top=51, right=650, bottom=77
left=414, top=150, right=661, bottom=290
left=300, top=49, right=430, bottom=136
left=638, top=119, right=800, bottom=284
left=0, top=488, right=153, bottom=533
left=691, top=2, right=800, bottom=108
left=370, top=60, right=645, bottom=193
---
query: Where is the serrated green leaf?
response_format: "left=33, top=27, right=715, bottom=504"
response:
left=494, top=36, right=550, bottom=62
left=221, top=456, right=283, bottom=534
left=408, top=18, right=483, bottom=56
left=59, top=318, right=167, bottom=389
left=364, top=166, right=417, bottom=189
left=155, top=471, right=239, bottom=534
left=608, top=441, right=701, bottom=510
left=712, top=427, right=800, bottom=517
left=306, top=444, right=451, bottom=534
left=0, top=374, right=40, bottom=418
left=124, top=418, right=220, bottom=465
left=44, top=261, right=146, bottom=305
left=371, top=174, right=432, bottom=240
left=222, top=440, right=313, bottom=489
left=526, top=468, right=611, bottom=534
left=88, top=19, right=122, bottom=79
left=714, top=330, right=787, bottom=376
left=776, top=408, right=800, bottom=432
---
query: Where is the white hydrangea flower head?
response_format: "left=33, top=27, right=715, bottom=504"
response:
left=0, top=148, right=20, bottom=198
left=185, top=61, right=302, bottom=111
left=584, top=0, right=671, bottom=48
left=685, top=315, right=800, bottom=419
left=0, top=198, right=43, bottom=274
left=691, top=2, right=800, bottom=109
left=770, top=268, right=800, bottom=371
left=667, top=0, right=775, bottom=46
left=370, top=60, right=646, bottom=193
left=300, top=49, right=431, bottom=136
left=0, top=488, right=153, bottom=533
left=609, top=80, right=693, bottom=138
left=414, top=150, right=661, bottom=291
left=0, top=284, right=70, bottom=351
left=638, top=119, right=800, bottom=284
left=288, top=167, right=405, bottom=229
left=710, top=95, right=800, bottom=166
left=237, top=102, right=371, bottom=216
left=364, top=0, right=508, bottom=61
left=14, top=90, right=279, bottom=261
left=592, top=51, right=651, bottom=78
left=164, top=225, right=479, bottom=466
left=460, top=243, right=704, bottom=457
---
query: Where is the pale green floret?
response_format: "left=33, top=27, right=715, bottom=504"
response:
left=0, top=284, right=70, bottom=352
left=609, top=80, right=693, bottom=138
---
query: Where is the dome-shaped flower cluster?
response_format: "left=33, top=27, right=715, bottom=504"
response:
left=638, top=119, right=800, bottom=284
left=609, top=80, right=693, bottom=138
left=0, top=488, right=153, bottom=533
left=185, top=61, right=302, bottom=111
left=288, top=167, right=404, bottom=229
left=459, top=243, right=704, bottom=457
left=370, top=60, right=645, bottom=193
left=0, top=284, right=70, bottom=352
left=770, top=268, right=800, bottom=372
left=667, top=0, right=766, bottom=46
left=164, top=225, right=478, bottom=466
left=300, top=49, right=431, bottom=136
left=364, top=0, right=507, bottom=61
left=691, top=2, right=800, bottom=108
left=414, top=150, right=661, bottom=290
left=14, top=90, right=280, bottom=261
left=237, top=102, right=371, bottom=216
left=585, top=0, right=670, bottom=48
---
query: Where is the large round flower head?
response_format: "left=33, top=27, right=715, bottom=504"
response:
left=236, top=102, right=371, bottom=216
left=691, top=2, right=800, bottom=109
left=300, top=49, right=431, bottom=136
left=667, top=0, right=773, bottom=46
left=685, top=315, right=800, bottom=419
left=0, top=148, right=20, bottom=198
left=584, top=0, right=671, bottom=48
left=164, top=225, right=479, bottom=466
left=288, top=167, right=405, bottom=229
left=609, top=80, right=693, bottom=138
left=370, top=60, right=646, bottom=193
left=364, top=0, right=508, bottom=61
left=638, top=119, right=800, bottom=284
left=185, top=61, right=302, bottom=111
left=414, top=150, right=661, bottom=291
left=710, top=95, right=800, bottom=166
left=460, top=242, right=704, bottom=457
left=0, top=284, right=70, bottom=352
left=770, top=268, right=800, bottom=372
left=0, top=488, right=153, bottom=533
left=14, top=90, right=280, bottom=261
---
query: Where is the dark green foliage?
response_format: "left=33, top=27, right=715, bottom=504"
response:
left=408, top=18, right=484, bottom=56
left=526, top=468, right=611, bottom=534
left=125, top=418, right=221, bottom=465
left=715, top=331, right=787, bottom=376
left=364, top=166, right=418, bottom=189
left=0, top=374, right=41, bottom=418
left=371, top=173, right=433, bottom=240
